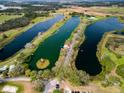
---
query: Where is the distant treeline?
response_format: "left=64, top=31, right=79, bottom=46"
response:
left=63, top=1, right=124, bottom=7
left=69, top=12, right=84, bottom=16
left=69, top=12, right=95, bottom=17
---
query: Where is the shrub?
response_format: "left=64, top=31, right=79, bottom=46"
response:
left=116, top=64, right=124, bottom=78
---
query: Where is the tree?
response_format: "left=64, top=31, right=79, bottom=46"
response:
left=2, top=70, right=8, bottom=78
left=33, top=79, right=45, bottom=92
left=36, top=70, right=43, bottom=79
left=2, top=34, right=8, bottom=38
left=30, top=71, right=37, bottom=80
left=78, top=70, right=90, bottom=85
left=16, top=53, right=26, bottom=63
left=42, top=69, right=54, bottom=79
left=42, top=69, right=51, bottom=79
left=25, top=69, right=31, bottom=77
left=8, top=63, right=28, bottom=77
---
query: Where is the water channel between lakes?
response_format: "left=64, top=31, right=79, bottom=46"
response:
left=76, top=17, right=124, bottom=76
left=0, top=15, right=64, bottom=61
left=29, top=16, right=80, bottom=70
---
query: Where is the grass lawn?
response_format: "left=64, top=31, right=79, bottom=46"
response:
left=0, top=81, right=24, bottom=93
left=103, top=48, right=124, bottom=66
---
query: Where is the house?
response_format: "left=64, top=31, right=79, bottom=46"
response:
left=64, top=87, right=71, bottom=93
left=64, top=44, right=70, bottom=49
left=0, top=66, right=7, bottom=72
left=88, top=17, right=97, bottom=21
left=25, top=43, right=35, bottom=49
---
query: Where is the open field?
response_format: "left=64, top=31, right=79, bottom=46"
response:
left=0, top=14, right=23, bottom=24
left=87, top=7, right=124, bottom=14
left=57, top=6, right=124, bottom=17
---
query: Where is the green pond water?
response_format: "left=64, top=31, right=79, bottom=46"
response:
left=29, top=16, right=80, bottom=70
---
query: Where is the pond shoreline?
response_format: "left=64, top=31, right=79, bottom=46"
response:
left=75, top=17, right=124, bottom=76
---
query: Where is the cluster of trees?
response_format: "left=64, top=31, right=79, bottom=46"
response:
left=116, top=64, right=124, bottom=78
left=69, top=12, right=95, bottom=19
left=0, top=17, right=30, bottom=31
left=69, top=12, right=84, bottom=16
left=8, top=63, right=28, bottom=77
left=1, top=53, right=28, bottom=78
left=26, top=69, right=55, bottom=92
left=119, top=16, right=124, bottom=23
left=0, top=33, right=8, bottom=41
left=2, top=63, right=28, bottom=78
left=53, top=58, right=90, bottom=86
left=33, top=79, right=45, bottom=91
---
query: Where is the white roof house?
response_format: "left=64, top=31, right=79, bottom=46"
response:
left=0, top=66, right=7, bottom=71
left=64, top=87, right=71, bottom=93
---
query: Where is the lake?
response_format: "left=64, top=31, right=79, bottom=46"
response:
left=29, top=16, right=80, bottom=70
left=75, top=18, right=124, bottom=75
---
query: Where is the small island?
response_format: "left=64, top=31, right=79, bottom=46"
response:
left=36, top=58, right=50, bottom=69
